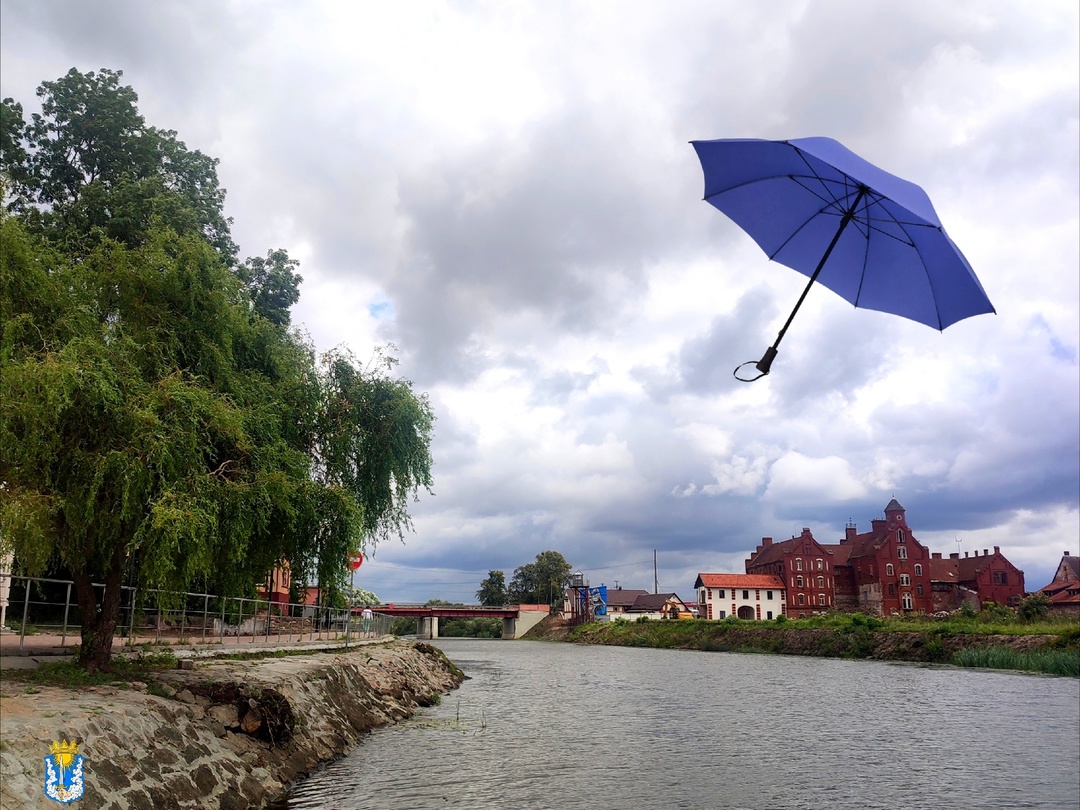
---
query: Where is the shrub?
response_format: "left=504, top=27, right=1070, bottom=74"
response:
left=1018, top=593, right=1051, bottom=623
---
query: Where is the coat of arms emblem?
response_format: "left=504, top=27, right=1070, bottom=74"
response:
left=44, top=738, right=85, bottom=804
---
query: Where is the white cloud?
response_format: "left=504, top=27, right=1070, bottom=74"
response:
left=1, top=0, right=1076, bottom=603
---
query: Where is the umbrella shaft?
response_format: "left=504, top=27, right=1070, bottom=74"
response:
left=757, top=186, right=867, bottom=373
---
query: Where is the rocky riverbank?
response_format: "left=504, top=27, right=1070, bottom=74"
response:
left=0, top=640, right=464, bottom=809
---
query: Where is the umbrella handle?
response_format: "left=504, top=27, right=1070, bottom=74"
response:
left=734, top=346, right=778, bottom=382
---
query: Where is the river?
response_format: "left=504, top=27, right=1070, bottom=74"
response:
left=268, top=639, right=1080, bottom=810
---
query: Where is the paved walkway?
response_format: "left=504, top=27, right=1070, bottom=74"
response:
left=0, top=629, right=389, bottom=670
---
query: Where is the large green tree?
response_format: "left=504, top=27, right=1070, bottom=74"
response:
left=0, top=70, right=434, bottom=671
left=476, top=569, right=508, bottom=606
left=508, top=551, right=572, bottom=611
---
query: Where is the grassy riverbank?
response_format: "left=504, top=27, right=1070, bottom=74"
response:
left=549, top=613, right=1080, bottom=676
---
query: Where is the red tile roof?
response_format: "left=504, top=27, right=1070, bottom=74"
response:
left=696, top=573, right=786, bottom=589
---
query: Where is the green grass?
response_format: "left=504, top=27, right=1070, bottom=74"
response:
left=564, top=613, right=1079, bottom=675
left=0, top=649, right=180, bottom=689
left=951, top=646, right=1080, bottom=676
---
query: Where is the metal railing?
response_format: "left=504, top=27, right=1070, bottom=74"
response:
left=0, top=571, right=396, bottom=656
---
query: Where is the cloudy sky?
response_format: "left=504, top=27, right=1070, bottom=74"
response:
left=3, top=1, right=1077, bottom=602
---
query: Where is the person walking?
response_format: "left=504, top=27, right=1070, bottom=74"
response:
left=361, top=606, right=374, bottom=638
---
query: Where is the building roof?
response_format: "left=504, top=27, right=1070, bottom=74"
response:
left=629, top=592, right=687, bottom=611
left=696, top=573, right=786, bottom=589
left=929, top=556, right=959, bottom=583
left=603, top=588, right=650, bottom=608
left=820, top=543, right=852, bottom=566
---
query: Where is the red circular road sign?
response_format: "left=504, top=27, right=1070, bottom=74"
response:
left=348, top=552, right=363, bottom=571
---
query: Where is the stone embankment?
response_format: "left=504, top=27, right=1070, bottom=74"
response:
left=0, top=640, right=464, bottom=809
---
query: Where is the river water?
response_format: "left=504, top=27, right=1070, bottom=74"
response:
left=268, top=640, right=1080, bottom=810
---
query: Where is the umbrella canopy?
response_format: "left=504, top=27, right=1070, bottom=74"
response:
left=691, top=137, right=995, bottom=380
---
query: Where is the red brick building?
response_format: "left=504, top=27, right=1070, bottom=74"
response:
left=744, top=528, right=836, bottom=617
left=821, top=499, right=935, bottom=616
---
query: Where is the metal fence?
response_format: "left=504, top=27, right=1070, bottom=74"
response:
left=0, top=571, right=397, bottom=655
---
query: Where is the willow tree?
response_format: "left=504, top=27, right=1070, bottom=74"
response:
left=0, top=69, right=434, bottom=671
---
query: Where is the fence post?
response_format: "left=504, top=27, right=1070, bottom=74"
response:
left=202, top=594, right=209, bottom=644
left=126, top=586, right=136, bottom=647
left=180, top=593, right=187, bottom=643
left=18, top=579, right=31, bottom=654
left=220, top=597, right=227, bottom=643
left=61, top=582, right=72, bottom=648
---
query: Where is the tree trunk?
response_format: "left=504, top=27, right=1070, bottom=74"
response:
left=72, top=546, right=125, bottom=672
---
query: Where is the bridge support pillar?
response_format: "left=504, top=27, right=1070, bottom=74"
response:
left=418, top=616, right=439, bottom=639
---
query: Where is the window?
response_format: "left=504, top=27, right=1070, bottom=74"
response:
left=1000, top=572, right=1008, bottom=585
left=766, top=611, right=773, bottom=620
left=718, top=610, right=726, bottom=619
left=917, top=584, right=924, bottom=596
left=718, top=589, right=725, bottom=598
left=886, top=564, right=894, bottom=576
left=818, top=594, right=826, bottom=606
left=742, top=590, right=749, bottom=600
left=902, top=593, right=913, bottom=610
left=798, top=594, right=805, bottom=605
left=897, top=528, right=905, bottom=543
left=766, top=590, right=773, bottom=600
left=817, top=559, right=823, bottom=570
left=897, top=546, right=908, bottom=560
left=817, top=576, right=824, bottom=588
left=900, top=574, right=910, bottom=586
left=914, top=564, right=922, bottom=576
left=796, top=559, right=803, bottom=571
left=797, top=576, right=804, bottom=588
left=888, top=583, right=895, bottom=595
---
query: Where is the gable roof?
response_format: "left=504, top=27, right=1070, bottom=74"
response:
left=746, top=529, right=830, bottom=569
left=696, top=573, right=786, bottom=589
left=603, top=588, right=650, bottom=608
left=630, top=592, right=687, bottom=611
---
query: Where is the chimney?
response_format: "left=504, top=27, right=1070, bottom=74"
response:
left=932, top=552, right=942, bottom=559
left=984, top=549, right=990, bottom=556
left=950, top=553, right=959, bottom=560
left=845, top=522, right=857, bottom=541
left=1066, top=551, right=1071, bottom=556
left=763, top=537, right=773, bottom=546
left=993, top=546, right=1000, bottom=555
left=965, top=551, right=969, bottom=557
left=871, top=518, right=886, bottom=532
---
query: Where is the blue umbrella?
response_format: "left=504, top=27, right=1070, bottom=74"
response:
left=691, top=137, right=995, bottom=381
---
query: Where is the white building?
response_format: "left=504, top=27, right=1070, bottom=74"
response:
left=694, top=573, right=786, bottom=620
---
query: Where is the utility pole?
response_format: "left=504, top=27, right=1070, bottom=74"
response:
left=653, top=550, right=658, bottom=594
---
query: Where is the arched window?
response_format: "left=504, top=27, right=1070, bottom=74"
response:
left=818, top=594, right=826, bottom=606
left=798, top=594, right=806, bottom=605
left=897, top=546, right=908, bottom=560
left=816, top=559, right=823, bottom=570
left=914, top=564, right=923, bottom=576
left=900, top=574, right=910, bottom=586
left=886, top=564, right=894, bottom=576
left=796, top=576, right=804, bottom=588
left=817, top=576, right=824, bottom=588
left=795, top=558, right=803, bottom=571
left=897, top=529, right=906, bottom=543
